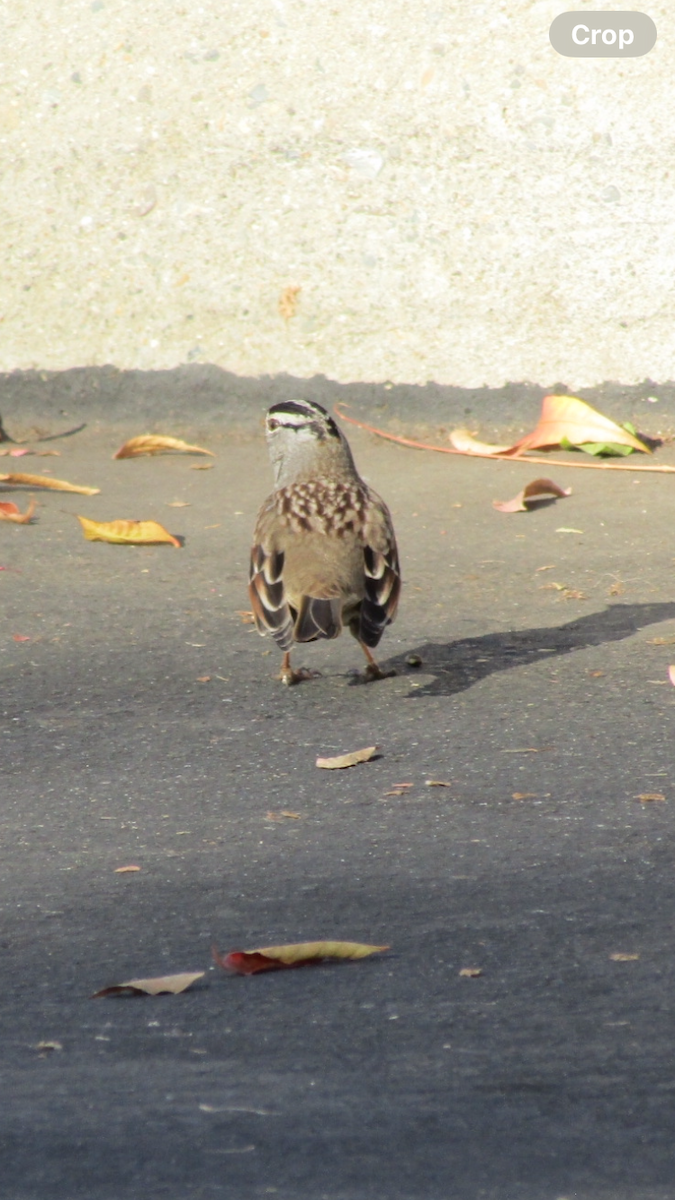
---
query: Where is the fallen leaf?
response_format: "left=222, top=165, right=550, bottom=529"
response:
left=316, top=745, right=378, bottom=770
left=502, top=395, right=650, bottom=457
left=337, top=403, right=675, bottom=474
left=636, top=793, right=665, bottom=803
left=512, top=792, right=539, bottom=800
left=556, top=527, right=584, bottom=534
left=609, top=953, right=640, bottom=962
left=35, top=1041, right=62, bottom=1052
left=647, top=636, right=675, bottom=646
left=493, top=478, right=572, bottom=514
left=196, top=675, right=211, bottom=683
left=166, top=501, right=191, bottom=508
left=279, top=284, right=301, bottom=322
left=212, top=941, right=389, bottom=975
left=190, top=463, right=214, bottom=470
left=12, top=634, right=30, bottom=642
left=0, top=498, right=36, bottom=524
left=264, top=810, right=301, bottom=821
left=114, top=865, right=141, bottom=873
left=113, top=435, right=214, bottom=459
left=669, top=665, right=675, bottom=686
left=0, top=472, right=99, bottom=495
left=77, top=516, right=181, bottom=547
left=459, top=967, right=482, bottom=977
left=425, top=780, right=452, bottom=787
left=92, top=971, right=205, bottom=998
left=449, top=429, right=513, bottom=455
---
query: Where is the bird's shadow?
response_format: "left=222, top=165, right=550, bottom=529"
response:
left=382, top=602, right=675, bottom=698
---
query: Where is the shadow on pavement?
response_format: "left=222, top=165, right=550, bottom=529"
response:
left=386, top=602, right=675, bottom=696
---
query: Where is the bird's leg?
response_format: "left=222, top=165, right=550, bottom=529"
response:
left=278, top=652, right=320, bottom=686
left=359, top=641, right=396, bottom=682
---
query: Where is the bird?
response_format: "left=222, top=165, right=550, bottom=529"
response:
left=248, top=398, right=401, bottom=685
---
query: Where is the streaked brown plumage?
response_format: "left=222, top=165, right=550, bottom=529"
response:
left=248, top=399, right=400, bottom=684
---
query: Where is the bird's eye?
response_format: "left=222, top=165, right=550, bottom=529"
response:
left=267, top=418, right=279, bottom=430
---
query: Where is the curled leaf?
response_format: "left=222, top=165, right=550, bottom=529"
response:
left=77, top=516, right=181, bottom=547
left=0, top=472, right=99, bottom=495
left=493, top=478, right=572, bottom=514
left=668, top=665, right=675, bottom=686
left=316, top=745, right=378, bottom=770
left=92, top=971, right=205, bottom=998
left=114, top=435, right=214, bottom=459
left=212, top=941, right=389, bottom=975
left=0, top=498, right=36, bottom=524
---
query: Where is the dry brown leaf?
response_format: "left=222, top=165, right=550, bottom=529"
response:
left=636, top=793, right=665, bottom=803
left=114, top=435, right=214, bottom=459
left=647, top=636, right=675, bottom=646
left=316, top=745, right=378, bottom=770
left=609, top=953, right=640, bottom=962
left=92, top=971, right=205, bottom=998
left=512, top=792, right=539, bottom=800
left=493, top=478, right=572, bottom=514
left=190, top=463, right=214, bottom=470
left=502, top=394, right=649, bottom=457
left=114, top=865, right=141, bottom=874
left=196, top=675, right=211, bottom=683
left=0, top=472, right=99, bottom=495
left=459, top=967, right=483, bottom=978
left=265, top=810, right=301, bottom=821
left=213, top=941, right=389, bottom=975
left=669, top=665, right=675, bottom=686
left=0, top=498, right=36, bottom=524
left=77, top=516, right=181, bottom=547
left=425, top=780, right=452, bottom=787
left=279, top=285, right=301, bottom=321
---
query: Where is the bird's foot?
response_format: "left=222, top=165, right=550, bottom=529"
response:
left=278, top=654, right=321, bottom=686
left=363, top=662, right=397, bottom=683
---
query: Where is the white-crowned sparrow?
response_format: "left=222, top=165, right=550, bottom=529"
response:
left=249, top=398, right=401, bottom=684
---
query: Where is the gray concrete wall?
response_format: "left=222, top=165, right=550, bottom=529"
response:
left=1, top=1, right=673, bottom=387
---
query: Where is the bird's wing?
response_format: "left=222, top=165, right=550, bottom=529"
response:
left=359, top=494, right=401, bottom=648
left=248, top=506, right=295, bottom=651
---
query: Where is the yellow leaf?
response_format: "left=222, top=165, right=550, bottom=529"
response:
left=0, top=472, right=99, bottom=495
left=113, top=435, right=214, bottom=459
left=92, top=971, right=205, bottom=998
left=77, top=516, right=181, bottom=547
left=255, top=940, right=389, bottom=963
left=449, top=429, right=513, bottom=455
left=459, top=967, right=483, bottom=977
left=609, top=953, right=640, bottom=962
left=316, top=745, right=378, bottom=770
left=636, top=793, right=665, bottom=803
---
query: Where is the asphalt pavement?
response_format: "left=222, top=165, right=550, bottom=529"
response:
left=2, top=374, right=675, bottom=1200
